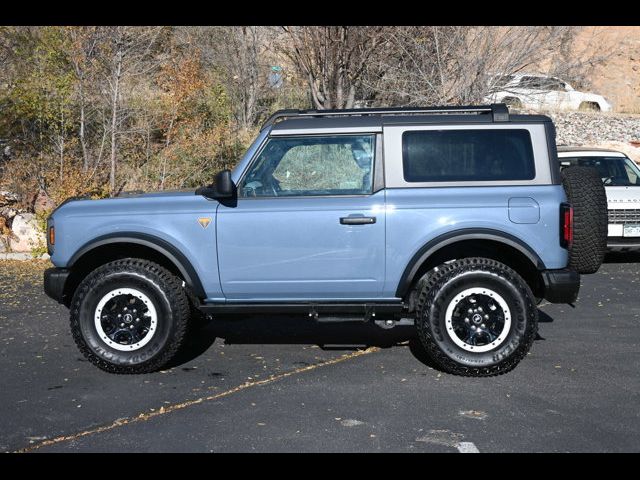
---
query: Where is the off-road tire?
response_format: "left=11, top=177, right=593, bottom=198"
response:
left=414, top=257, right=538, bottom=377
left=562, top=166, right=607, bottom=274
left=70, top=258, right=191, bottom=374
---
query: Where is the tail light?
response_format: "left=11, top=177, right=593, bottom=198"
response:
left=560, top=203, right=573, bottom=248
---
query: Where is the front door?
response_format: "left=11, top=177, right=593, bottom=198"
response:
left=216, top=133, right=386, bottom=301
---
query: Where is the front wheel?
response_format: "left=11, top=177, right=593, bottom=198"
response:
left=70, top=258, right=191, bottom=374
left=414, top=257, right=538, bottom=377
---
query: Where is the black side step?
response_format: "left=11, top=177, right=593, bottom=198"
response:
left=199, top=302, right=405, bottom=319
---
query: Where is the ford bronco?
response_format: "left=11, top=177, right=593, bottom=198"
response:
left=44, top=104, right=607, bottom=376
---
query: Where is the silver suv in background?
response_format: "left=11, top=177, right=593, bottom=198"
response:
left=558, top=147, right=640, bottom=251
left=485, top=74, right=613, bottom=112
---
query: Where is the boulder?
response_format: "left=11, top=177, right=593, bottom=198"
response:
left=0, top=190, right=19, bottom=207
left=34, top=189, right=56, bottom=215
left=8, top=213, right=46, bottom=253
left=0, top=206, right=18, bottom=221
left=0, top=216, right=12, bottom=252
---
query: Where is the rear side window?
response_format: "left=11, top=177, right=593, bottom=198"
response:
left=402, top=129, right=536, bottom=182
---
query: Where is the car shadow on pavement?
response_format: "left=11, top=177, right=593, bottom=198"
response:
left=538, top=309, right=554, bottom=323
left=169, top=308, right=555, bottom=369
left=167, top=315, right=416, bottom=368
left=211, top=315, right=417, bottom=347
left=604, top=252, right=640, bottom=264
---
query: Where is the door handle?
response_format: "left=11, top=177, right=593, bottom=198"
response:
left=340, top=216, right=376, bottom=225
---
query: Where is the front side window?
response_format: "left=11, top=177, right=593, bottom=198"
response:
left=240, top=135, right=375, bottom=197
left=402, top=129, right=536, bottom=183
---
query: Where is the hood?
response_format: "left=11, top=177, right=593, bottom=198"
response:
left=606, top=186, right=640, bottom=208
left=50, top=188, right=211, bottom=220
left=114, top=188, right=195, bottom=199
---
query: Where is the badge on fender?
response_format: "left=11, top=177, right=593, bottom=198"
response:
left=198, top=217, right=212, bottom=229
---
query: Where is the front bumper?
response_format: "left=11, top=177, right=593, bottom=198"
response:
left=44, top=267, right=70, bottom=304
left=607, top=237, right=640, bottom=252
left=541, top=268, right=580, bottom=304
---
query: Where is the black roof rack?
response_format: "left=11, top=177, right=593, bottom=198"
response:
left=261, top=103, right=509, bottom=130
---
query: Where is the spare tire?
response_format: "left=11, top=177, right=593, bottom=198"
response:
left=561, top=166, right=607, bottom=274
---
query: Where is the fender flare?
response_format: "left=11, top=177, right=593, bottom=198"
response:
left=68, top=232, right=206, bottom=298
left=395, top=228, right=546, bottom=298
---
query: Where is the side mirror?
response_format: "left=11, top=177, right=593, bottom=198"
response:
left=196, top=169, right=235, bottom=200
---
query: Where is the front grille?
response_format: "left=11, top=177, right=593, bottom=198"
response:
left=608, top=209, right=640, bottom=224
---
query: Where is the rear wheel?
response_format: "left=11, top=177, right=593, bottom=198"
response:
left=579, top=101, right=601, bottom=112
left=70, top=258, right=191, bottom=374
left=503, top=97, right=523, bottom=109
left=414, top=257, right=538, bottom=377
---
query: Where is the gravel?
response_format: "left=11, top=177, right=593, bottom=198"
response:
left=524, top=110, right=640, bottom=146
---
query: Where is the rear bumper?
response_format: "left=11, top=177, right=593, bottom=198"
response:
left=541, top=268, right=580, bottom=304
left=44, top=267, right=70, bottom=304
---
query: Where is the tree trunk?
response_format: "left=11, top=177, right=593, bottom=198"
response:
left=78, top=82, right=89, bottom=171
left=109, top=50, right=122, bottom=196
left=160, top=116, right=175, bottom=191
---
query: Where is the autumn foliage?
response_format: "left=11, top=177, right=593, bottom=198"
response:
left=0, top=26, right=296, bottom=206
left=0, top=26, right=603, bottom=210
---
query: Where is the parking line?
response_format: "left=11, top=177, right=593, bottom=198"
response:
left=14, top=347, right=379, bottom=453
left=456, top=442, right=480, bottom=453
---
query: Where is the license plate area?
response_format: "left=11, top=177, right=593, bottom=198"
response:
left=623, top=224, right=640, bottom=237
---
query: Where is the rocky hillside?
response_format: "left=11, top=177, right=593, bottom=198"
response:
left=576, top=27, right=640, bottom=114
left=545, top=111, right=640, bottom=163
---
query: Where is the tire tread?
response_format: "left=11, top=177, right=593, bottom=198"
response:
left=70, top=258, right=190, bottom=374
left=414, top=257, right=538, bottom=377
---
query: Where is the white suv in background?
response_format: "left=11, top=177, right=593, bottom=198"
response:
left=486, top=74, right=613, bottom=112
left=558, top=147, right=640, bottom=251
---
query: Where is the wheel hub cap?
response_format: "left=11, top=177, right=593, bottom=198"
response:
left=445, top=287, right=511, bottom=353
left=94, top=288, right=158, bottom=352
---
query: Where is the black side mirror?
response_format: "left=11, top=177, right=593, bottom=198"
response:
left=196, top=169, right=235, bottom=200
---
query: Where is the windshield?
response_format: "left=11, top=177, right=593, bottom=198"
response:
left=559, top=156, right=640, bottom=186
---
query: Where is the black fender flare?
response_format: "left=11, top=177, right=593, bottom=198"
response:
left=395, top=228, right=546, bottom=298
left=68, top=232, right=206, bottom=298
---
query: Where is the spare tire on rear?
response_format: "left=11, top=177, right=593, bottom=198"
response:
left=561, top=166, right=607, bottom=274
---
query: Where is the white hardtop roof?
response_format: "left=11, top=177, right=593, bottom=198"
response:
left=557, top=147, right=626, bottom=158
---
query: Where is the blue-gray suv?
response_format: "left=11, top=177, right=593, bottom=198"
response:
left=44, top=104, right=607, bottom=376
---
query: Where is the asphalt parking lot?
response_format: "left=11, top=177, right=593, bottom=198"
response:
left=1, top=256, right=639, bottom=453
